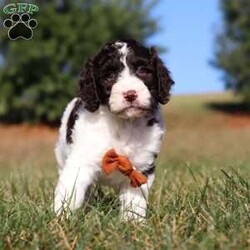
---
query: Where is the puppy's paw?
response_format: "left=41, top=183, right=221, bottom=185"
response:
left=121, top=210, right=146, bottom=223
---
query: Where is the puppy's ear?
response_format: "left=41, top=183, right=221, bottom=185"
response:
left=150, top=47, right=174, bottom=104
left=78, top=58, right=100, bottom=112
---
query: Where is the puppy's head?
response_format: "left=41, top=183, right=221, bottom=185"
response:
left=78, top=39, right=174, bottom=119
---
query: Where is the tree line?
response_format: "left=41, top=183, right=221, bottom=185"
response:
left=0, top=0, right=249, bottom=124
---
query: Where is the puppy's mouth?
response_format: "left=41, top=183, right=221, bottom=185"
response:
left=115, top=105, right=151, bottom=118
left=125, top=105, right=150, bottom=111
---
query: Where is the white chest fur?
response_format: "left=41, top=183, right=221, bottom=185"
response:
left=54, top=100, right=165, bottom=217
left=72, top=106, right=164, bottom=173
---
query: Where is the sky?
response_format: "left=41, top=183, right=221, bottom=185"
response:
left=148, top=0, right=224, bottom=94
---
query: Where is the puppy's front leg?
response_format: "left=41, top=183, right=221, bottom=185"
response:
left=119, top=174, right=155, bottom=221
left=54, top=162, right=95, bottom=216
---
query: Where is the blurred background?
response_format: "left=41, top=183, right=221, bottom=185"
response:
left=0, top=0, right=249, bottom=177
left=0, top=1, right=250, bottom=248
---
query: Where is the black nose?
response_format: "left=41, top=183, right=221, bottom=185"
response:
left=123, top=90, right=138, bottom=102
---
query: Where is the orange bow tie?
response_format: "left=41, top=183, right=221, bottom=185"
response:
left=102, top=149, right=147, bottom=188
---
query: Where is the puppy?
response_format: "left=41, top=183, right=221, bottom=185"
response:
left=54, top=39, right=174, bottom=221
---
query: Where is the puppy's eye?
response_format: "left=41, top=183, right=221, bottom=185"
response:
left=105, top=72, right=116, bottom=80
left=136, top=66, right=150, bottom=77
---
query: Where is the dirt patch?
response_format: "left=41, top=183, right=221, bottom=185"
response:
left=0, top=124, right=57, bottom=139
left=206, top=99, right=250, bottom=128
left=226, top=113, right=250, bottom=128
left=0, top=125, right=57, bottom=167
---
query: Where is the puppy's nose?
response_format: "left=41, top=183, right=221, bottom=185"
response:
left=123, top=90, right=138, bottom=102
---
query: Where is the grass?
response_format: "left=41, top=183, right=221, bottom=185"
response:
left=0, top=92, right=250, bottom=249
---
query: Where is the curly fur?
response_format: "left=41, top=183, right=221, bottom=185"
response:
left=54, top=39, right=174, bottom=221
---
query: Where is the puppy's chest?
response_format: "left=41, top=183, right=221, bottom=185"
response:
left=114, top=128, right=142, bottom=156
left=111, top=122, right=163, bottom=168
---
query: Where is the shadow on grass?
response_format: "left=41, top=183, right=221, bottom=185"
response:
left=84, top=186, right=120, bottom=214
left=207, top=101, right=250, bottom=115
left=0, top=115, right=60, bottom=128
left=0, top=106, right=61, bottom=127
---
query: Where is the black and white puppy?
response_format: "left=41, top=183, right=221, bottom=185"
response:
left=54, top=39, right=174, bottom=220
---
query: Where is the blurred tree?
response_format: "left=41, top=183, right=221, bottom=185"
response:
left=0, top=0, right=159, bottom=123
left=213, top=0, right=250, bottom=105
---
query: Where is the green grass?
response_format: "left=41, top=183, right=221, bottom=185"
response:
left=0, top=92, right=250, bottom=249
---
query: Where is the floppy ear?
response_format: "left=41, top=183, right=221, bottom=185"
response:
left=150, top=47, right=174, bottom=104
left=78, top=58, right=100, bottom=112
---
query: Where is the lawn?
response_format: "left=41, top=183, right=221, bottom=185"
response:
left=0, top=92, right=249, bottom=249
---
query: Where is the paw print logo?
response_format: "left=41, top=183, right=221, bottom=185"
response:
left=3, top=13, right=38, bottom=40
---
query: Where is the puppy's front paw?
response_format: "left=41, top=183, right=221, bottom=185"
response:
left=121, top=209, right=146, bottom=223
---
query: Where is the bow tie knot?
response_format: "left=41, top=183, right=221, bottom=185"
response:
left=102, top=149, right=147, bottom=188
